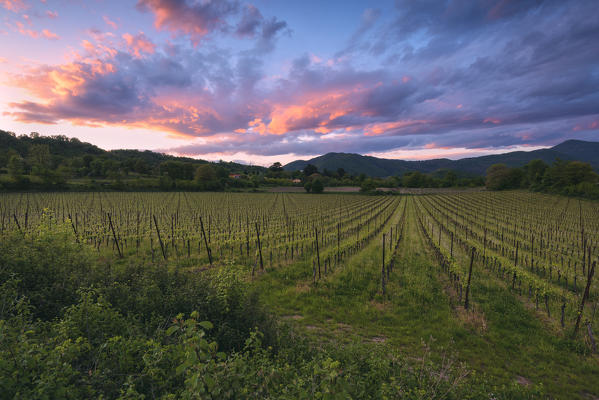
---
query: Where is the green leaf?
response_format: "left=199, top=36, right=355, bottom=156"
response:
left=166, top=325, right=179, bottom=336
left=199, top=321, right=213, bottom=330
left=175, top=363, right=187, bottom=376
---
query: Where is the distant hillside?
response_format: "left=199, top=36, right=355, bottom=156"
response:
left=0, top=129, right=265, bottom=174
left=284, top=140, right=599, bottom=177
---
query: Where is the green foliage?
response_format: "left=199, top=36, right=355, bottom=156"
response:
left=0, top=206, right=547, bottom=399
left=0, top=211, right=94, bottom=319
left=485, top=164, right=524, bottom=190
left=360, top=178, right=377, bottom=192
left=0, top=130, right=266, bottom=191
left=7, top=154, right=25, bottom=177
left=486, top=159, right=599, bottom=198
left=303, top=164, right=318, bottom=176
left=311, top=178, right=324, bottom=193
left=160, top=160, right=195, bottom=180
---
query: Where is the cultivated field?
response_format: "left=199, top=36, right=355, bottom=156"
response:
left=1, top=191, right=598, bottom=398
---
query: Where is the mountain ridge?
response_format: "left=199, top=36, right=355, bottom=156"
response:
left=284, top=140, right=599, bottom=177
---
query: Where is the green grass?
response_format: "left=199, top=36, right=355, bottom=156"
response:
left=255, top=197, right=599, bottom=399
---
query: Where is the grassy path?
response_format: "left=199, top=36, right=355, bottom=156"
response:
left=255, top=196, right=599, bottom=399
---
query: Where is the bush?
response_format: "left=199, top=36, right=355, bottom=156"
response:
left=311, top=178, right=324, bottom=193
left=0, top=211, right=94, bottom=320
left=0, top=218, right=544, bottom=399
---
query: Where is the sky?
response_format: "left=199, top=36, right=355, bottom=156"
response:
left=1, top=0, right=598, bottom=166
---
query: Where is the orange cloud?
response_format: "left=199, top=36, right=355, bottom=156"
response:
left=266, top=90, right=355, bottom=135
left=123, top=32, right=156, bottom=58
left=136, top=0, right=237, bottom=45
left=363, top=120, right=427, bottom=136
left=11, top=59, right=116, bottom=100
left=15, top=21, right=59, bottom=40
left=1, top=0, right=27, bottom=12
left=103, top=16, right=118, bottom=30
left=42, top=29, right=59, bottom=40
left=483, top=117, right=501, bottom=124
left=248, top=118, right=267, bottom=134
left=80, top=39, right=118, bottom=59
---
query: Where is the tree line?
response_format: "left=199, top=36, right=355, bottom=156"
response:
left=486, top=159, right=599, bottom=198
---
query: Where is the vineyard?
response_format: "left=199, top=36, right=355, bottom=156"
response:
left=1, top=191, right=598, bottom=398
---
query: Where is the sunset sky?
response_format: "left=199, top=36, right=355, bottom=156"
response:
left=1, top=0, right=598, bottom=166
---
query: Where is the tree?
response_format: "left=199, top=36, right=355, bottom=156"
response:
left=403, top=171, right=427, bottom=188
left=160, top=161, right=194, bottom=180
left=195, top=164, right=217, bottom=182
left=337, top=168, right=346, bottom=178
left=303, top=164, right=318, bottom=176
left=523, top=159, right=548, bottom=187
left=28, top=144, right=51, bottom=175
left=269, top=162, right=283, bottom=172
left=133, top=158, right=149, bottom=174
left=311, top=179, right=324, bottom=193
left=441, top=170, right=458, bottom=187
left=486, top=164, right=511, bottom=190
left=485, top=164, right=523, bottom=190
left=7, top=155, right=25, bottom=177
left=563, top=161, right=596, bottom=185
left=360, top=178, right=377, bottom=192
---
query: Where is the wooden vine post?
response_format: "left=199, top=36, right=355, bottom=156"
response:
left=153, top=215, right=167, bottom=260
left=199, top=216, right=212, bottom=266
left=337, top=222, right=340, bottom=264
left=464, top=246, right=475, bottom=310
left=573, top=261, right=595, bottom=337
left=315, top=227, right=321, bottom=279
left=108, top=213, right=123, bottom=258
left=255, top=222, right=264, bottom=270
left=381, top=233, right=386, bottom=295
left=68, top=213, right=79, bottom=243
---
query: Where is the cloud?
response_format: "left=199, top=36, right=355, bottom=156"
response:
left=136, top=0, right=239, bottom=44
left=235, top=4, right=262, bottom=37
left=103, top=16, right=118, bottom=30
left=14, top=21, right=59, bottom=40
left=41, top=29, right=58, bottom=39
left=123, top=32, right=156, bottom=57
left=135, top=0, right=288, bottom=50
left=3, top=0, right=599, bottom=161
left=336, top=8, right=381, bottom=57
left=234, top=4, right=289, bottom=52
left=1, top=0, right=27, bottom=12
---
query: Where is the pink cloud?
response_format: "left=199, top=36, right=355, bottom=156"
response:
left=46, top=10, right=58, bottom=18
left=362, top=120, right=428, bottom=136
left=0, top=0, right=27, bottom=12
left=41, top=29, right=59, bottom=40
left=122, top=32, right=156, bottom=58
left=103, top=16, right=118, bottom=30
left=136, top=0, right=238, bottom=44
left=483, top=117, right=501, bottom=124
left=15, top=21, right=59, bottom=40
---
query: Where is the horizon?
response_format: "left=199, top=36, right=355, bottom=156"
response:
left=1, top=1, right=598, bottom=166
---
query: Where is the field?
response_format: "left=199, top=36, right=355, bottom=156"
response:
left=1, top=191, right=598, bottom=398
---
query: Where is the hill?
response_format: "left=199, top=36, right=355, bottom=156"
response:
left=284, top=140, right=599, bottom=177
left=0, top=129, right=265, bottom=175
